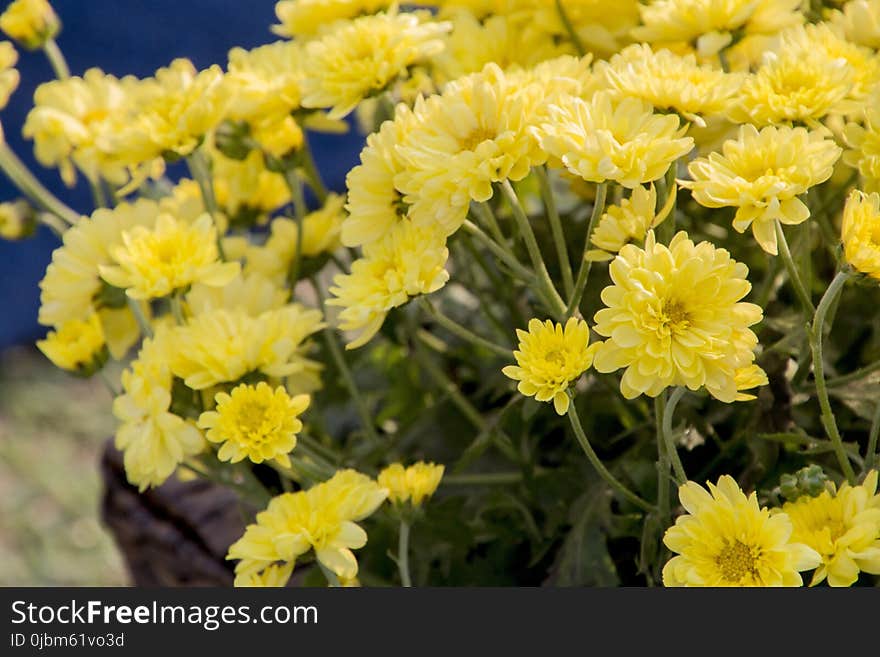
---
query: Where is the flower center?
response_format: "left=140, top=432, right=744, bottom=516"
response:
left=715, top=540, right=760, bottom=584
left=544, top=348, right=567, bottom=368
left=234, top=399, right=273, bottom=445
left=460, top=127, right=496, bottom=152
left=658, top=298, right=691, bottom=335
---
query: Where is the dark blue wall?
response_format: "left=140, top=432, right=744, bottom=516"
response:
left=0, top=0, right=363, bottom=347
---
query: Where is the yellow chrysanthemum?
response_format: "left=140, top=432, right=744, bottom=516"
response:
left=844, top=88, right=880, bottom=192
left=0, top=40, right=18, bottom=110
left=593, top=231, right=765, bottom=402
left=679, top=124, right=842, bottom=255
left=841, top=189, right=880, bottom=280
left=272, top=0, right=391, bottom=39
left=212, top=149, right=290, bottom=226
left=300, top=10, right=449, bottom=120
left=186, top=272, right=289, bottom=318
left=228, top=469, right=388, bottom=584
left=535, top=91, right=693, bottom=189
left=0, top=199, right=32, bottom=240
left=233, top=562, right=294, bottom=588
left=36, top=313, right=106, bottom=374
left=224, top=40, right=304, bottom=125
left=99, top=213, right=240, bottom=300
left=0, top=0, right=58, bottom=49
left=587, top=184, right=674, bottom=261
left=198, top=382, right=309, bottom=468
left=378, top=461, right=445, bottom=506
left=170, top=305, right=324, bottom=392
left=776, top=471, right=880, bottom=587
left=663, top=475, right=821, bottom=586
left=395, top=63, right=549, bottom=234
left=328, top=221, right=449, bottom=349
left=23, top=69, right=138, bottom=187
left=112, top=329, right=206, bottom=491
left=502, top=317, right=598, bottom=415
left=597, top=44, right=745, bottom=127
left=831, top=0, right=880, bottom=49
left=732, top=363, right=769, bottom=401
left=632, top=0, right=803, bottom=56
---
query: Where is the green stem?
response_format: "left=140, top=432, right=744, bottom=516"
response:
left=282, top=168, right=307, bottom=287
left=555, top=0, right=585, bottom=55
left=419, top=297, right=510, bottom=358
left=657, top=389, right=687, bottom=484
left=536, top=166, right=573, bottom=297
left=300, top=136, right=328, bottom=203
left=127, top=297, right=152, bottom=339
left=809, top=270, right=857, bottom=484
left=398, top=520, right=412, bottom=587
left=472, top=200, right=506, bottom=245
left=442, top=472, right=524, bottom=485
left=42, top=38, right=70, bottom=80
left=186, top=149, right=227, bottom=260
left=0, top=141, right=80, bottom=224
left=775, top=220, right=815, bottom=314
left=499, top=179, right=566, bottom=319
left=566, top=395, right=654, bottom=513
left=655, top=393, right=671, bottom=525
left=170, top=293, right=186, bottom=325
left=310, top=278, right=380, bottom=444
left=867, top=401, right=880, bottom=472
left=36, top=211, right=67, bottom=237
left=461, top=219, right=536, bottom=283
left=826, top=359, right=880, bottom=388
left=566, top=182, right=607, bottom=318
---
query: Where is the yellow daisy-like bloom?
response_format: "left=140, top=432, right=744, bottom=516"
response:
left=198, top=382, right=309, bottom=469
left=378, top=461, right=445, bottom=506
left=0, top=40, right=18, bottom=110
left=112, top=329, right=206, bottom=491
left=99, top=213, right=240, bottom=300
left=535, top=91, right=693, bottom=189
left=328, top=221, right=449, bottom=349
left=598, top=44, right=745, bottom=127
left=844, top=88, right=880, bottom=192
left=227, top=469, right=388, bottom=584
left=187, top=272, right=289, bottom=318
left=663, top=475, right=821, bottom=586
left=502, top=317, right=598, bottom=415
left=841, top=189, right=880, bottom=281
left=234, top=562, right=294, bottom=588
left=679, top=124, right=842, bottom=255
left=212, top=149, right=290, bottom=226
left=831, top=0, right=880, bottom=49
left=593, top=231, right=765, bottom=402
left=776, top=471, right=880, bottom=587
left=224, top=40, right=304, bottom=125
left=23, top=69, right=138, bottom=187
left=0, top=199, right=32, bottom=240
left=170, top=305, right=325, bottom=392
left=36, top=313, right=106, bottom=374
left=300, top=10, right=449, bottom=120
left=272, top=0, right=391, bottom=39
left=0, top=0, right=58, bottom=50
left=587, top=184, right=675, bottom=261
left=396, top=63, right=549, bottom=235
left=632, top=0, right=803, bottom=56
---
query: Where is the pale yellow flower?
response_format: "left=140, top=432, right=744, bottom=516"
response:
left=198, top=382, right=309, bottom=469
left=233, top=562, right=294, bottom=588
left=679, top=124, right=841, bottom=255
left=272, top=0, right=391, bottom=39
left=186, top=272, right=289, bottom=317
left=502, top=317, right=598, bottom=415
left=842, top=189, right=880, bottom=280
left=0, top=0, right=58, bottom=49
left=535, top=90, right=693, bottom=189
left=224, top=40, right=304, bottom=124
left=843, top=88, right=880, bottom=191
left=99, top=213, right=240, bottom=300
left=378, top=461, right=445, bottom=506
left=212, top=149, right=290, bottom=226
left=831, top=0, right=880, bottom=50
left=0, top=40, right=18, bottom=109
left=0, top=199, right=32, bottom=239
left=587, top=184, right=675, bottom=261
left=593, top=231, right=765, bottom=402
left=777, top=471, right=880, bottom=587
left=663, top=475, right=821, bottom=586
left=36, top=313, right=106, bottom=374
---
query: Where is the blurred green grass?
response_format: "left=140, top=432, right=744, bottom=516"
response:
left=0, top=346, right=127, bottom=586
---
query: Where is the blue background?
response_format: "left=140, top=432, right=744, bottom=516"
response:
left=0, top=0, right=364, bottom=347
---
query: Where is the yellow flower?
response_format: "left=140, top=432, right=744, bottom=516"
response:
left=593, top=231, right=765, bottom=402
left=631, top=0, right=803, bottom=56
left=23, top=69, right=136, bottom=187
left=186, top=272, right=289, bottom=317
left=587, top=184, right=674, bottom=261
left=112, top=329, right=206, bottom=491
left=597, top=44, right=745, bottom=127
left=99, top=213, right=240, bottom=300
left=227, top=469, right=388, bottom=583
left=776, top=471, right=880, bottom=587
left=378, top=461, right=445, bottom=506
left=233, top=562, right=294, bottom=588
left=842, top=189, right=880, bottom=280
left=328, top=221, right=449, bottom=349
left=36, top=313, right=106, bottom=374
left=395, top=63, right=549, bottom=235
left=844, top=88, right=880, bottom=192
left=831, top=0, right=880, bottom=49
left=223, top=40, right=304, bottom=125
left=0, top=0, right=59, bottom=50
left=0, top=199, right=33, bottom=239
left=535, top=91, right=693, bottom=189
left=198, top=382, right=309, bottom=468
left=0, top=40, right=18, bottom=109
left=733, top=363, right=769, bottom=401
left=679, top=124, right=841, bottom=255
left=272, top=0, right=391, bottom=39
left=300, top=10, right=449, bottom=120
left=212, top=149, right=290, bottom=225
left=170, top=305, right=324, bottom=392
left=502, top=317, right=598, bottom=415
left=663, top=475, right=821, bottom=586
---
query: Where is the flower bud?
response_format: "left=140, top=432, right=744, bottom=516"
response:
left=0, top=0, right=60, bottom=50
